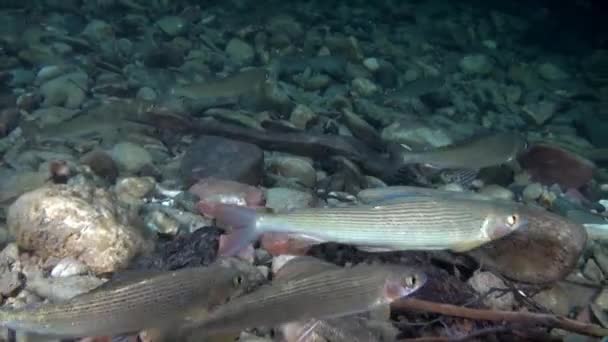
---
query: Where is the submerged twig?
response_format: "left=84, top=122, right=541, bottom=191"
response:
left=392, top=298, right=608, bottom=337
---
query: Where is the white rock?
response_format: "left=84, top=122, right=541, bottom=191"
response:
left=538, top=62, right=570, bottom=81
left=352, top=77, right=379, bottom=96
left=51, top=258, right=90, bottom=277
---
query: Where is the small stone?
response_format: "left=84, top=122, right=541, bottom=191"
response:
left=482, top=40, right=497, bottom=49
left=82, top=20, right=114, bottom=42
left=110, top=142, right=153, bottom=174
left=478, top=184, right=514, bottom=201
left=189, top=178, right=265, bottom=207
left=156, top=16, right=188, bottom=36
left=583, top=258, right=604, bottom=282
left=266, top=155, right=317, bottom=189
left=532, top=284, right=570, bottom=316
left=459, top=54, right=493, bottom=75
left=136, top=87, right=157, bottom=101
left=180, top=135, right=264, bottom=186
left=522, top=182, right=544, bottom=202
left=290, top=104, right=317, bottom=129
left=51, top=258, right=89, bottom=277
left=0, top=271, right=22, bottom=296
left=467, top=270, right=514, bottom=310
left=256, top=265, right=270, bottom=279
left=144, top=211, right=180, bottom=235
left=363, top=58, right=380, bottom=71
left=114, top=177, right=156, bottom=205
left=538, top=62, right=570, bottom=81
left=265, top=188, right=315, bottom=213
left=440, top=183, right=465, bottom=192
left=351, top=77, right=379, bottom=96
left=404, top=68, right=420, bottom=82
left=225, top=38, right=255, bottom=66
left=39, top=72, right=88, bottom=109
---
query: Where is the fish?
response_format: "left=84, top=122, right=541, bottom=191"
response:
left=388, top=132, right=528, bottom=172
left=198, top=194, right=528, bottom=257
left=275, top=257, right=399, bottom=342
left=0, top=258, right=264, bottom=338
left=179, top=262, right=425, bottom=338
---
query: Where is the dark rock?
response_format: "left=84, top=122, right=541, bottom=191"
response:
left=578, top=114, right=608, bottom=148
left=127, top=227, right=221, bottom=271
left=180, top=135, right=264, bottom=186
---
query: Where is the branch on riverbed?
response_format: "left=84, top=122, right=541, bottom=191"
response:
left=392, top=298, right=608, bottom=338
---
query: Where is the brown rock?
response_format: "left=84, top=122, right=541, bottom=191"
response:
left=7, top=184, right=149, bottom=274
left=470, top=204, right=587, bottom=284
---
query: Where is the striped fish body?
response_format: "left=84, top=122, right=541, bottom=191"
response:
left=185, top=264, right=424, bottom=336
left=0, top=260, right=260, bottom=338
left=256, top=196, right=525, bottom=252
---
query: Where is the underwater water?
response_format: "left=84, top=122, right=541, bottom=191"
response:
left=0, top=0, right=608, bottom=341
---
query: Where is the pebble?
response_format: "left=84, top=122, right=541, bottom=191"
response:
left=51, top=258, right=89, bottom=278
left=156, top=16, right=188, bottom=36
left=0, top=271, right=22, bottom=296
left=136, top=86, right=157, bottom=101
left=467, top=271, right=514, bottom=310
left=180, top=135, right=264, bottom=186
left=522, top=182, right=544, bottom=202
left=289, top=104, right=317, bottom=129
left=478, top=184, right=514, bottom=200
left=351, top=77, right=379, bottom=96
left=538, top=62, right=570, bottom=81
left=266, top=155, right=317, bottom=188
left=225, top=38, right=255, bottom=66
left=582, top=258, right=604, bottom=282
left=459, top=54, right=493, bottom=75
left=265, top=188, right=315, bottom=213
left=188, top=177, right=265, bottom=207
left=363, top=58, right=380, bottom=71
left=110, top=142, right=153, bottom=174
left=114, top=177, right=156, bottom=205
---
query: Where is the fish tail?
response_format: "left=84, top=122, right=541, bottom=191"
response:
left=198, top=202, right=261, bottom=256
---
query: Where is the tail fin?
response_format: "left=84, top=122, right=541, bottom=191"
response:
left=197, top=202, right=260, bottom=256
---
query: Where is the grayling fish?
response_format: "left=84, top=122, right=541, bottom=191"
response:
left=199, top=193, right=528, bottom=256
left=276, top=257, right=399, bottom=342
left=0, top=258, right=264, bottom=338
left=180, top=263, right=425, bottom=337
left=389, top=132, right=528, bottom=171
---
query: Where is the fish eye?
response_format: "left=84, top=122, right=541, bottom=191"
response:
left=506, top=214, right=518, bottom=226
left=233, top=275, right=244, bottom=287
left=404, top=275, right=416, bottom=288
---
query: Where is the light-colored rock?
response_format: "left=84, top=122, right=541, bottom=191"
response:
left=0, top=271, right=22, bottom=296
left=136, top=86, right=157, bottom=101
left=225, top=38, right=255, bottom=66
left=523, top=100, right=558, bottom=125
left=363, top=58, right=380, bottom=71
left=266, top=155, right=317, bottom=188
left=7, top=184, right=149, bottom=274
left=351, top=77, right=379, bottom=96
left=51, top=257, right=90, bottom=277
left=266, top=187, right=315, bottom=213
left=467, top=270, right=514, bottom=310
left=39, top=72, right=88, bottom=109
left=538, top=62, right=570, bottom=81
left=110, top=142, right=153, bottom=173
left=25, top=271, right=105, bottom=301
left=532, top=284, right=570, bottom=316
left=459, top=54, right=493, bottom=75
left=156, top=16, right=188, bottom=36
left=290, top=104, right=317, bottom=129
left=478, top=184, right=514, bottom=201
left=522, top=182, right=544, bottom=202
left=114, top=177, right=156, bottom=205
